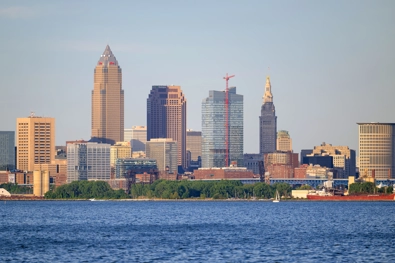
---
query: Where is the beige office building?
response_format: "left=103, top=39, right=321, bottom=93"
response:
left=146, top=138, right=178, bottom=173
left=358, top=123, right=395, bottom=179
left=147, top=86, right=187, bottom=168
left=110, top=141, right=132, bottom=167
left=16, top=115, right=55, bottom=172
left=91, top=45, right=124, bottom=144
left=276, top=130, right=292, bottom=152
left=186, top=129, right=202, bottom=161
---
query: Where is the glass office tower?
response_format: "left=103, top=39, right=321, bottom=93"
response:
left=201, top=87, right=243, bottom=168
left=0, top=131, right=15, bottom=171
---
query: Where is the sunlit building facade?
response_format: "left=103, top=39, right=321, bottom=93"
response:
left=276, top=130, right=292, bottom=152
left=358, top=123, right=395, bottom=179
left=91, top=45, right=124, bottom=145
left=16, top=115, right=55, bottom=172
left=147, top=86, right=187, bottom=168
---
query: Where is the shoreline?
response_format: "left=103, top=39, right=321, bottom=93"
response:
left=0, top=197, right=393, bottom=202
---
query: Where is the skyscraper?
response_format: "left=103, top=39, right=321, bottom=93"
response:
left=91, top=45, right=124, bottom=145
left=201, top=87, right=243, bottom=168
left=0, top=131, right=15, bottom=171
left=147, top=85, right=187, bottom=168
left=16, top=114, right=55, bottom=172
left=358, top=123, right=395, bottom=179
left=259, top=77, right=277, bottom=154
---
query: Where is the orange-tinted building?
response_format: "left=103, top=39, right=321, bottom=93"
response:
left=16, top=114, right=55, bottom=172
left=91, top=45, right=124, bottom=145
left=294, top=164, right=308, bottom=178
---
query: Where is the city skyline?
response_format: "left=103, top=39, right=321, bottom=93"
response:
left=1, top=1, right=394, bottom=155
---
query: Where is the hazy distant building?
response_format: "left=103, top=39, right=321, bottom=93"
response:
left=67, top=142, right=110, bottom=182
left=276, top=130, right=292, bottom=152
left=110, top=141, right=132, bottom=167
left=201, top=87, right=243, bottom=168
left=305, top=142, right=356, bottom=178
left=16, top=114, right=55, bottom=172
left=147, top=86, right=187, bottom=168
left=259, top=77, right=277, bottom=154
left=186, top=129, right=202, bottom=161
left=91, top=45, right=124, bottom=145
left=358, top=123, right=395, bottom=179
left=146, top=138, right=178, bottom=173
left=128, top=126, right=147, bottom=152
left=0, top=131, right=15, bottom=171
left=243, top=153, right=263, bottom=175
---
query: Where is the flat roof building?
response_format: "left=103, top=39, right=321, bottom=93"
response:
left=67, top=142, right=110, bottom=182
left=358, top=123, right=395, bottom=179
left=146, top=138, right=178, bottom=173
left=16, top=114, right=55, bottom=172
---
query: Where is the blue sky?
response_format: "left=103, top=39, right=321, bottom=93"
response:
left=0, top=0, right=394, bottom=155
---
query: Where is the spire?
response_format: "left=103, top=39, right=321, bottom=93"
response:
left=263, top=76, right=273, bottom=104
left=97, top=45, right=118, bottom=66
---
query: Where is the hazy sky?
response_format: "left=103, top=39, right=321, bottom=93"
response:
left=1, top=0, right=394, bottom=155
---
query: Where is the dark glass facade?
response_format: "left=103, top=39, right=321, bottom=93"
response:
left=303, top=156, right=334, bottom=168
left=201, top=87, right=243, bottom=168
left=0, top=131, right=15, bottom=171
left=115, top=158, right=158, bottom=178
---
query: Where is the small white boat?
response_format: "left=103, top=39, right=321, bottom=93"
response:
left=273, top=190, right=280, bottom=203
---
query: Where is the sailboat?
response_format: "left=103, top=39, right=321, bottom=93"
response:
left=273, top=190, right=280, bottom=203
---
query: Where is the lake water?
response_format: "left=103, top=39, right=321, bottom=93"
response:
left=0, top=201, right=394, bottom=262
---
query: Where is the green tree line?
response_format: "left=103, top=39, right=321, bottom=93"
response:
left=349, top=182, right=393, bottom=194
left=0, top=183, right=32, bottom=194
left=130, top=180, right=292, bottom=199
left=44, top=181, right=128, bottom=199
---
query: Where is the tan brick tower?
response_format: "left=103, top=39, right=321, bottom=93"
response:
left=91, top=45, right=124, bottom=145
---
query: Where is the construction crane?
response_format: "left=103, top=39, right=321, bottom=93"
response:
left=223, top=73, right=235, bottom=167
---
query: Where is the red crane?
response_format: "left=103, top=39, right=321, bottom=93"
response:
left=223, top=73, right=235, bottom=167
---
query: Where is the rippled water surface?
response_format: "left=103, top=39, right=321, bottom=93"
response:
left=1, top=201, right=395, bottom=262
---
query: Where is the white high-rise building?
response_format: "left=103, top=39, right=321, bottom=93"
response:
left=67, top=142, right=110, bottom=182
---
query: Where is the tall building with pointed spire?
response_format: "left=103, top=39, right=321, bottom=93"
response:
left=91, top=45, right=124, bottom=145
left=259, top=77, right=277, bottom=154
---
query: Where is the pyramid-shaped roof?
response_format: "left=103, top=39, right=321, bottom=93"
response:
left=97, top=45, right=118, bottom=66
